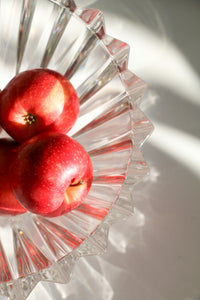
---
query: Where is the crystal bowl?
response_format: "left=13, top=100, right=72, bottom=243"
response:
left=0, top=0, right=153, bottom=299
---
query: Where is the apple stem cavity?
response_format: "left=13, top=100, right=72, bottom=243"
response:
left=24, top=113, right=36, bottom=125
left=70, top=179, right=85, bottom=187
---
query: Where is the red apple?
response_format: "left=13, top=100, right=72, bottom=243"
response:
left=0, top=69, right=79, bottom=143
left=0, top=138, right=27, bottom=215
left=9, top=132, right=93, bottom=217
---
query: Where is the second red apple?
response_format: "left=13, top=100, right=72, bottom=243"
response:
left=9, top=132, right=93, bottom=217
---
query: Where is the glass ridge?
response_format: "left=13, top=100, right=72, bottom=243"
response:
left=0, top=0, right=153, bottom=299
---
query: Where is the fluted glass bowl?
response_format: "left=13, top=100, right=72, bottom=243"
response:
left=0, top=0, right=153, bottom=299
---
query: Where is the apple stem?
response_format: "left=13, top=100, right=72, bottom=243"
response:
left=70, top=180, right=85, bottom=187
left=24, top=113, right=36, bottom=125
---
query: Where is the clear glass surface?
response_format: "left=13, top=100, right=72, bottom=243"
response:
left=0, top=0, right=152, bottom=299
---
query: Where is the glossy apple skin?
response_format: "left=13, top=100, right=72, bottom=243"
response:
left=0, top=69, right=79, bottom=143
left=0, top=138, right=27, bottom=215
left=9, top=132, right=93, bottom=217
